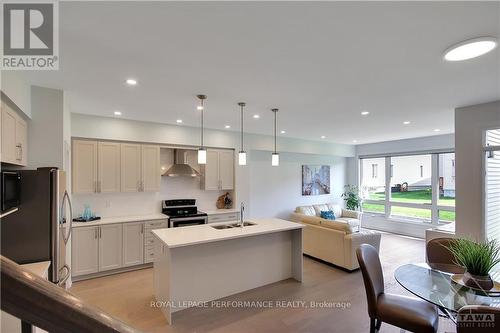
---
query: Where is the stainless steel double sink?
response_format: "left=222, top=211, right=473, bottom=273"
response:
left=211, top=222, right=257, bottom=230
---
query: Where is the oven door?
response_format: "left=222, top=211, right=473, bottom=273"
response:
left=169, top=216, right=208, bottom=228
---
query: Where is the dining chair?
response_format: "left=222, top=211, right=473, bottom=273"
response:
left=356, top=244, right=439, bottom=333
left=426, top=238, right=464, bottom=274
left=457, top=305, right=500, bottom=333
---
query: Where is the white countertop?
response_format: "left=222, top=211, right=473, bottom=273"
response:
left=71, top=214, right=168, bottom=228
left=203, top=208, right=240, bottom=215
left=152, top=218, right=303, bottom=249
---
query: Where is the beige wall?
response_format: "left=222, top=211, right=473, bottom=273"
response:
left=455, top=100, right=500, bottom=240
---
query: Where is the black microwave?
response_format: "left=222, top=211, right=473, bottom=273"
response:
left=1, top=171, right=21, bottom=213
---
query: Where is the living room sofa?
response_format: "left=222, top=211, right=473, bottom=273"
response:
left=290, top=203, right=381, bottom=271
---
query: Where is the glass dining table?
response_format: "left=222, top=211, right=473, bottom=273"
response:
left=394, top=263, right=500, bottom=323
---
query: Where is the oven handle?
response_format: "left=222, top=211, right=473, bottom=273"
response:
left=169, top=216, right=208, bottom=227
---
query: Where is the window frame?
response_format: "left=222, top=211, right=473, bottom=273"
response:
left=359, top=150, right=455, bottom=225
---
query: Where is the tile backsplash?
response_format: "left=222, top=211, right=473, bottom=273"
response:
left=72, top=176, right=230, bottom=218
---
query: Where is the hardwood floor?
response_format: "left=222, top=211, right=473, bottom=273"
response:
left=71, top=233, right=455, bottom=333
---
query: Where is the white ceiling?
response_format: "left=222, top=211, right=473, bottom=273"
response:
left=19, top=1, right=500, bottom=145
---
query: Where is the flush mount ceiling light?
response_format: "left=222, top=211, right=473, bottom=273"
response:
left=444, top=37, right=497, bottom=61
left=361, top=111, right=370, bottom=116
left=403, top=121, right=411, bottom=125
left=176, top=119, right=183, bottom=124
left=197, top=95, right=207, bottom=164
left=125, top=78, right=137, bottom=86
left=434, top=128, right=441, bottom=132
left=271, top=108, right=280, bottom=166
left=281, top=130, right=286, bottom=134
left=321, top=135, right=326, bottom=139
left=238, top=102, right=247, bottom=166
left=114, top=111, right=122, bottom=116
left=225, top=125, right=231, bottom=129
left=253, top=114, right=260, bottom=119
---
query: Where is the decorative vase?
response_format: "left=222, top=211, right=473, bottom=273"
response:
left=463, top=271, right=494, bottom=290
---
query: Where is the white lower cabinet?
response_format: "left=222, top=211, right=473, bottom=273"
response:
left=123, top=222, right=144, bottom=267
left=72, top=226, right=99, bottom=276
left=98, top=224, right=123, bottom=271
left=207, top=212, right=239, bottom=223
left=72, top=219, right=168, bottom=278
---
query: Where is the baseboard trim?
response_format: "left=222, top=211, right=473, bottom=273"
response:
left=303, top=254, right=358, bottom=273
left=72, top=263, right=153, bottom=282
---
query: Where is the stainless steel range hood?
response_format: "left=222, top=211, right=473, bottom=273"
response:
left=163, top=149, right=200, bottom=177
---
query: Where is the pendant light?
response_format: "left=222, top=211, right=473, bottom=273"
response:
left=271, top=108, right=279, bottom=166
left=238, top=102, right=247, bottom=166
left=197, top=94, right=207, bottom=164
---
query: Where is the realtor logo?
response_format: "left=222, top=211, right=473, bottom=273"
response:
left=1, top=1, right=59, bottom=70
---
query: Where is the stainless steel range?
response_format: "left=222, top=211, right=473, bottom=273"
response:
left=162, top=199, right=208, bottom=228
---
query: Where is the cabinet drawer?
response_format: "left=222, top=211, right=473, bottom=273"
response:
left=208, top=213, right=238, bottom=223
left=144, top=220, right=168, bottom=229
left=145, top=237, right=155, bottom=246
left=145, top=250, right=155, bottom=263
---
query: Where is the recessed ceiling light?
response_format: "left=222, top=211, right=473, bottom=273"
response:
left=281, top=130, right=286, bottom=134
left=125, top=78, right=137, bottom=86
left=321, top=135, right=326, bottom=139
left=114, top=111, right=122, bottom=116
left=403, top=121, right=411, bottom=125
left=353, top=140, right=358, bottom=143
left=434, top=128, right=441, bottom=132
left=176, top=119, right=183, bottom=124
left=253, top=114, right=260, bottom=119
left=444, top=37, right=497, bottom=61
left=361, top=111, right=370, bottom=116
left=225, top=125, right=231, bottom=129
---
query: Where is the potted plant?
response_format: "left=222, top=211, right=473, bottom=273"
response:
left=447, top=238, right=500, bottom=290
left=341, top=185, right=361, bottom=211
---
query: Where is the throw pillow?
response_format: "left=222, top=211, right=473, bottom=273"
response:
left=320, top=210, right=336, bottom=220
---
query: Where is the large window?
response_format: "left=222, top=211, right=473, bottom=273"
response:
left=360, top=157, right=386, bottom=213
left=360, top=152, right=455, bottom=224
left=486, top=129, right=500, bottom=243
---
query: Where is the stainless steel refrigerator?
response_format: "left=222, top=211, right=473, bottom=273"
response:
left=1, top=168, right=73, bottom=286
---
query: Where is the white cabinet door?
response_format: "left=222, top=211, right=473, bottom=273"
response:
left=123, top=222, right=144, bottom=267
left=202, top=150, right=220, bottom=190
left=1, top=105, right=17, bottom=164
left=98, top=142, right=121, bottom=193
left=98, top=224, right=123, bottom=271
left=72, top=226, right=99, bottom=276
left=15, top=117, right=27, bottom=166
left=121, top=143, right=142, bottom=192
left=72, top=140, right=98, bottom=194
left=219, top=150, right=234, bottom=190
left=141, top=145, right=160, bottom=192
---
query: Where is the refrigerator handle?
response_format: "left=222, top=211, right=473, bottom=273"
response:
left=57, top=264, right=71, bottom=287
left=61, top=190, right=73, bottom=245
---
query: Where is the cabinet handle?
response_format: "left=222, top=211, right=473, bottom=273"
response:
left=141, top=224, right=144, bottom=234
left=15, top=144, right=22, bottom=161
left=99, top=227, right=102, bottom=238
left=94, top=228, right=97, bottom=239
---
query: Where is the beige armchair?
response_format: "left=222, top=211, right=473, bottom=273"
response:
left=290, top=203, right=381, bottom=271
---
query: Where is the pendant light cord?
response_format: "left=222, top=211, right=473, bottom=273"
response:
left=273, top=109, right=277, bottom=154
left=241, top=104, right=244, bottom=151
left=200, top=99, right=204, bottom=147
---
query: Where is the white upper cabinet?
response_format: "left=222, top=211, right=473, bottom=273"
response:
left=72, top=140, right=161, bottom=194
left=219, top=150, right=234, bottom=190
left=1, top=101, right=28, bottom=166
left=120, top=143, right=142, bottom=192
left=98, top=141, right=121, bottom=193
left=201, top=149, right=234, bottom=191
left=72, top=140, right=98, bottom=194
left=141, top=145, right=160, bottom=192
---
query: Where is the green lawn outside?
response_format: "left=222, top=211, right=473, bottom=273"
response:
left=362, top=190, right=456, bottom=221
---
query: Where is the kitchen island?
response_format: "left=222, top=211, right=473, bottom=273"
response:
left=152, top=218, right=304, bottom=324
